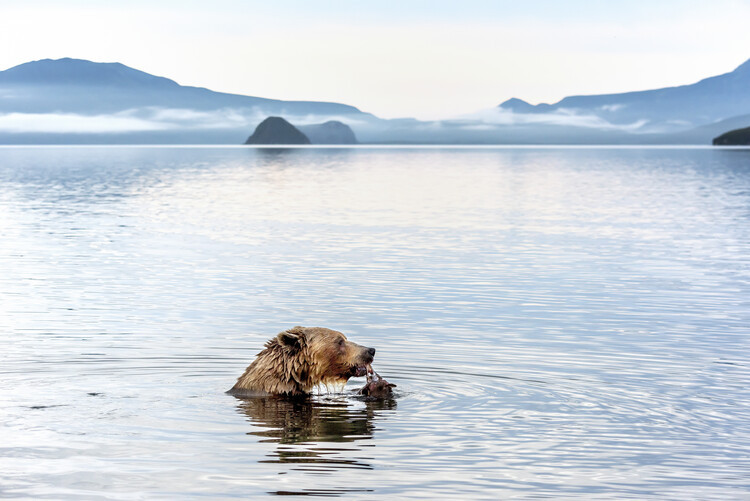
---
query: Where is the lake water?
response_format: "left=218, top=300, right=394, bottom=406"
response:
left=1, top=146, right=749, bottom=499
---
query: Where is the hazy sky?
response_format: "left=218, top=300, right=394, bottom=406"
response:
left=2, top=0, right=750, bottom=120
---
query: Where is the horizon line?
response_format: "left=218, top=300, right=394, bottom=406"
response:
left=0, top=144, right=738, bottom=150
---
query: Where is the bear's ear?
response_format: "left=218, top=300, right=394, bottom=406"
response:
left=278, top=326, right=305, bottom=348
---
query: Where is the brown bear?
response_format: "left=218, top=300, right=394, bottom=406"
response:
left=227, top=326, right=376, bottom=397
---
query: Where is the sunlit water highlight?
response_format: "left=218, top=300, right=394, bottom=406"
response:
left=1, top=146, right=749, bottom=499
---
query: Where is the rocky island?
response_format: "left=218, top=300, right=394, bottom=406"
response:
left=244, top=117, right=310, bottom=145
left=299, top=121, right=358, bottom=144
left=713, top=126, right=750, bottom=145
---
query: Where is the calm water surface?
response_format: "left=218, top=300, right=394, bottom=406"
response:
left=1, top=146, right=749, bottom=499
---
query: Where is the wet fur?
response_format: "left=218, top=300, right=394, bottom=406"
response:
left=228, top=326, right=374, bottom=397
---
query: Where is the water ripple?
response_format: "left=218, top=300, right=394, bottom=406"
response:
left=1, top=147, right=749, bottom=499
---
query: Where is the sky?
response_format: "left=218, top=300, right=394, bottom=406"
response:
left=2, top=0, right=750, bottom=120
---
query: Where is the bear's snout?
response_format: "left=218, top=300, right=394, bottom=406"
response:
left=362, top=346, right=375, bottom=364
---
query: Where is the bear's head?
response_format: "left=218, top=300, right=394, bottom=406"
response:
left=278, top=326, right=375, bottom=388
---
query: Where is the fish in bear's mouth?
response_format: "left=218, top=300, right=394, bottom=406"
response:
left=351, top=362, right=373, bottom=378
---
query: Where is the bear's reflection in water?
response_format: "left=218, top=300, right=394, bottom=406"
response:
left=234, top=395, right=396, bottom=470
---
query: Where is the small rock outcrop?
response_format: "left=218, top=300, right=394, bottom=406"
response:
left=713, top=126, right=750, bottom=146
left=299, top=120, right=358, bottom=144
left=244, top=117, right=310, bottom=145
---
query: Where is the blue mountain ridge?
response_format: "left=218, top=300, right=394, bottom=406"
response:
left=0, top=58, right=367, bottom=116
left=0, top=58, right=180, bottom=88
left=499, top=58, right=750, bottom=132
left=1, top=57, right=750, bottom=144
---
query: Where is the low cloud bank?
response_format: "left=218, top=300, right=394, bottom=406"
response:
left=0, top=107, right=367, bottom=134
left=456, top=107, right=648, bottom=132
left=0, top=105, right=654, bottom=142
left=0, top=111, right=166, bottom=133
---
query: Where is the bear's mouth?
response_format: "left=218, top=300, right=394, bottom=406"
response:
left=352, top=363, right=373, bottom=378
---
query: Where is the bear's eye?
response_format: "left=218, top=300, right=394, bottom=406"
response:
left=337, top=338, right=345, bottom=347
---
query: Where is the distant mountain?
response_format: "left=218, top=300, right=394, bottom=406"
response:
left=244, top=117, right=310, bottom=145
left=0, top=58, right=366, bottom=116
left=299, top=121, right=358, bottom=144
left=3, top=56, right=750, bottom=144
left=712, top=125, right=750, bottom=145
left=0, top=58, right=377, bottom=144
left=498, top=98, right=554, bottom=114
left=0, top=58, right=179, bottom=88
left=497, top=58, right=750, bottom=134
